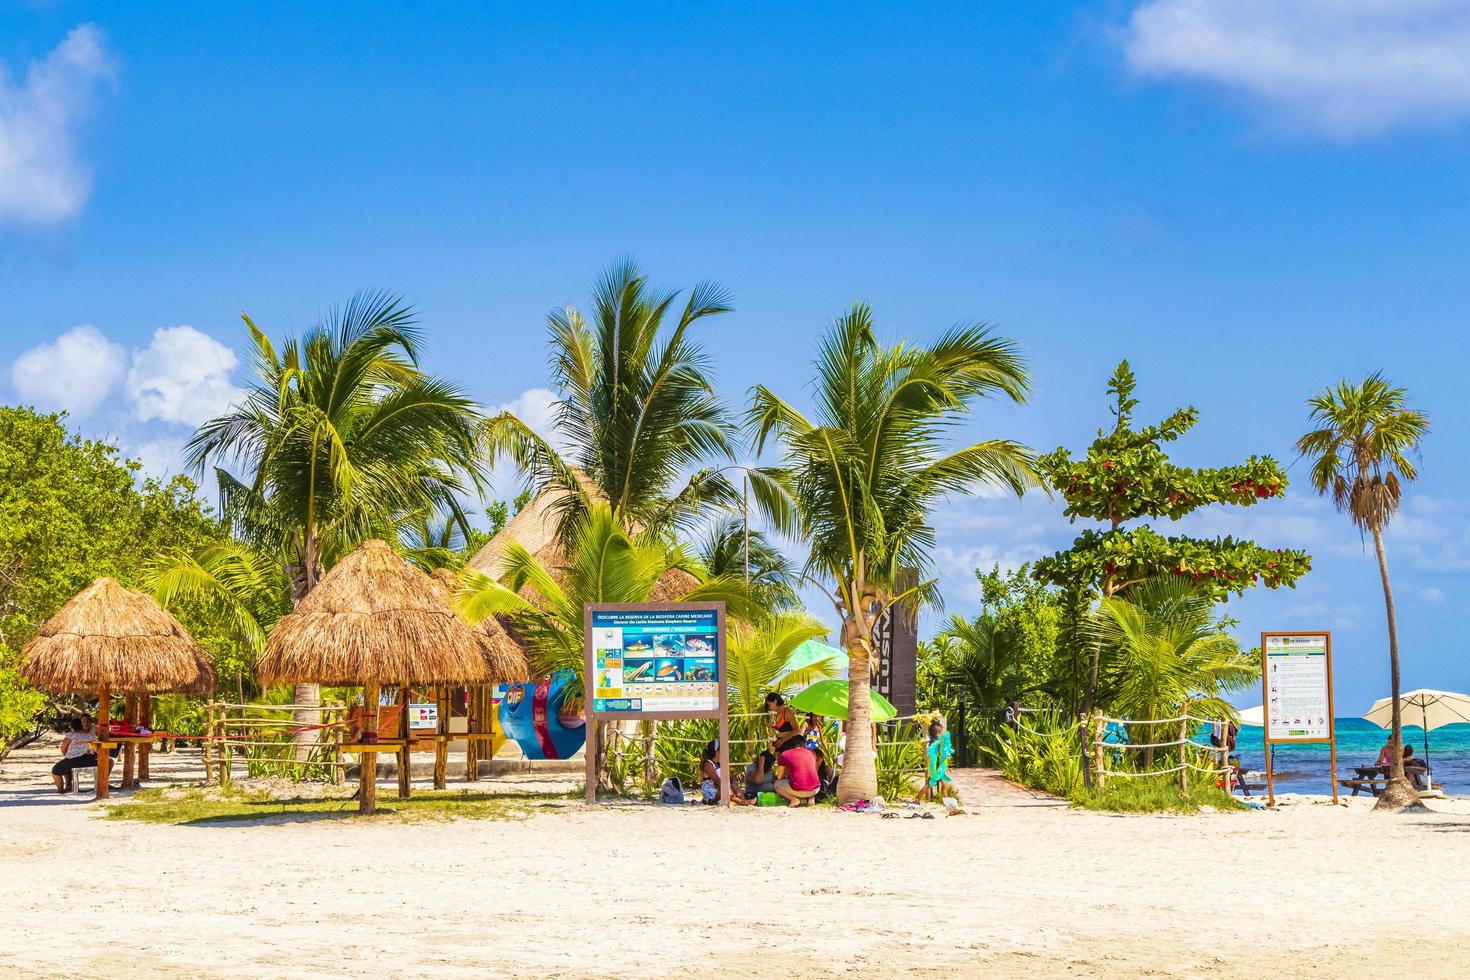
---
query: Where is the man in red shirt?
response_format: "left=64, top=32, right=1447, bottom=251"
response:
left=774, top=744, right=820, bottom=807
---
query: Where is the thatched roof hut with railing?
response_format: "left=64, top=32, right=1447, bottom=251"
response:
left=21, top=577, right=217, bottom=797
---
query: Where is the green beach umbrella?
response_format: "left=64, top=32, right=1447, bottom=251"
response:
left=780, top=639, right=844, bottom=676
left=789, top=678, right=897, bottom=722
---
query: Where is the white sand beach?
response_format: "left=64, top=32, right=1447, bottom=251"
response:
left=3, top=739, right=1469, bottom=979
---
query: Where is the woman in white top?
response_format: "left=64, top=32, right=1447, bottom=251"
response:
left=51, top=717, right=97, bottom=793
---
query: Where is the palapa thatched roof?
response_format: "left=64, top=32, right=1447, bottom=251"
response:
left=258, top=539, right=492, bottom=687
left=470, top=481, right=703, bottom=609
left=21, top=578, right=217, bottom=695
left=430, top=568, right=530, bottom=683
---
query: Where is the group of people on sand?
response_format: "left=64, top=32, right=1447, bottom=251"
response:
left=696, top=693, right=838, bottom=807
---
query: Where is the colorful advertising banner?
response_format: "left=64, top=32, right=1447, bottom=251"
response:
left=589, top=606, right=721, bottom=714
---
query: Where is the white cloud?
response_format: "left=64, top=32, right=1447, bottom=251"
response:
left=1123, top=1, right=1470, bottom=137
left=494, top=387, right=571, bottom=453
left=1422, top=586, right=1446, bottom=603
left=0, top=23, right=115, bottom=225
left=126, top=435, right=188, bottom=479
left=126, top=325, right=243, bottom=426
left=9, top=323, right=125, bottom=416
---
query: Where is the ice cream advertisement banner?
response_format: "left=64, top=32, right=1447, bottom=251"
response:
left=1262, top=632, right=1334, bottom=743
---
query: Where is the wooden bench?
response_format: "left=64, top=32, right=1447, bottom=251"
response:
left=1340, top=775, right=1442, bottom=797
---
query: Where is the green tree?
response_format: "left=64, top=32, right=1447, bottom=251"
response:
left=485, top=260, right=788, bottom=539
left=1035, top=362, right=1312, bottom=726
left=748, top=304, right=1038, bottom=802
left=0, top=407, right=233, bottom=753
left=1296, top=374, right=1430, bottom=812
left=186, top=292, right=482, bottom=728
left=725, top=611, right=838, bottom=746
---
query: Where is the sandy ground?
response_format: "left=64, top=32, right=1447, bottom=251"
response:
left=3, top=737, right=1470, bottom=979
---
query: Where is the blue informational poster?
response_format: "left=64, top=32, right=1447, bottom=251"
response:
left=589, top=607, right=720, bottom=714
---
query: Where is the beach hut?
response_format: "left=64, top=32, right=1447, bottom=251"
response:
left=20, top=577, right=217, bottom=799
left=257, top=539, right=494, bottom=814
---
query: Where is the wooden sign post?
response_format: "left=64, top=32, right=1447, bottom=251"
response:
left=584, top=602, right=729, bottom=806
left=1261, top=631, right=1337, bottom=806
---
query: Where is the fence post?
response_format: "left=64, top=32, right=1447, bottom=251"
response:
left=1092, top=712, right=1107, bottom=791
left=1179, top=715, right=1189, bottom=793
left=203, top=702, right=215, bottom=784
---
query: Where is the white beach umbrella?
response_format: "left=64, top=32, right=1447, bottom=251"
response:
left=1362, top=689, right=1470, bottom=771
left=1236, top=705, right=1264, bottom=727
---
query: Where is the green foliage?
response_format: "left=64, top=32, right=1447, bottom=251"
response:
left=985, top=709, right=1084, bottom=798
left=0, top=407, right=239, bottom=746
left=187, top=292, right=482, bottom=592
left=1072, top=780, right=1245, bottom=814
left=1089, top=580, right=1258, bottom=726
left=1035, top=361, right=1312, bottom=602
left=486, top=260, right=786, bottom=539
left=875, top=720, right=927, bottom=802
left=455, top=505, right=756, bottom=689
left=696, top=517, right=800, bottom=611
left=105, top=785, right=569, bottom=825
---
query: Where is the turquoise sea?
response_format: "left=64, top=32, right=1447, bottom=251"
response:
left=1233, top=717, right=1470, bottom=796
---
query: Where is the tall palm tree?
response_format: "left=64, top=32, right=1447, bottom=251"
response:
left=186, top=292, right=482, bottom=735
left=1297, top=374, right=1430, bottom=811
left=748, top=304, right=1038, bottom=802
left=936, top=614, right=1032, bottom=718
left=485, top=259, right=789, bottom=540
left=725, top=611, right=838, bottom=746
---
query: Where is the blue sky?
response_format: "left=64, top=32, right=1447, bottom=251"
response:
left=3, top=2, right=1468, bottom=710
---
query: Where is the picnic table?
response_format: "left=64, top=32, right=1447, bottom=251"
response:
left=1340, top=764, right=1439, bottom=797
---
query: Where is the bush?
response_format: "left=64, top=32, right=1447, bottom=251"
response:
left=984, top=709, right=1084, bottom=798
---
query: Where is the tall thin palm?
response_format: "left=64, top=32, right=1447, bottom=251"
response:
left=749, top=303, right=1038, bottom=802
left=486, top=260, right=789, bottom=539
left=186, top=292, right=482, bottom=726
left=1297, top=374, right=1430, bottom=811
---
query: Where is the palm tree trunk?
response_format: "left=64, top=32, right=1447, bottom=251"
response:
left=1371, top=525, right=1420, bottom=811
left=838, top=614, right=878, bottom=804
left=291, top=532, right=322, bottom=763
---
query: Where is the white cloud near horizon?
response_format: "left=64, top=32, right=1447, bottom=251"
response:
left=1123, top=1, right=1470, bottom=137
left=0, top=23, right=115, bottom=225
left=9, top=323, right=125, bottom=416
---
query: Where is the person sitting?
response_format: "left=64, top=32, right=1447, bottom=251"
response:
left=773, top=742, right=820, bottom=808
left=765, top=693, right=803, bottom=753
left=802, top=713, right=823, bottom=752
left=51, top=717, right=97, bottom=794
left=699, top=740, right=721, bottom=805
left=1375, top=739, right=1396, bottom=769
left=744, top=750, right=776, bottom=799
left=814, top=749, right=838, bottom=802
left=1402, top=745, right=1429, bottom=788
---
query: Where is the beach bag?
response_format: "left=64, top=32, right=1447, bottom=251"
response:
left=659, top=777, right=685, bottom=805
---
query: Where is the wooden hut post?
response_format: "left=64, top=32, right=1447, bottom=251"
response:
left=397, top=685, right=412, bottom=799
left=360, top=682, right=379, bottom=815
left=121, top=693, right=137, bottom=789
left=95, top=682, right=111, bottom=798
left=465, top=687, right=479, bottom=782
left=139, top=693, right=151, bottom=780
left=433, top=686, right=449, bottom=790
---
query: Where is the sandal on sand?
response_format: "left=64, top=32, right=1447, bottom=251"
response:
left=920, top=811, right=935, bottom=819
left=881, top=812, right=899, bottom=819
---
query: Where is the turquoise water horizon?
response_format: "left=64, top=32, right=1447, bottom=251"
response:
left=1235, top=717, right=1470, bottom=796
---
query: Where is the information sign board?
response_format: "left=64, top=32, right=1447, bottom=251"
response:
left=1260, top=630, right=1337, bottom=804
left=590, top=607, right=721, bottom=714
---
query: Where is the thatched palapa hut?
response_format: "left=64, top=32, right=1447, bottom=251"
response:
left=258, top=539, right=498, bottom=813
left=21, top=577, right=217, bottom=798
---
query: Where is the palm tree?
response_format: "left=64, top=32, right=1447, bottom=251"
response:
left=1297, top=374, right=1430, bottom=811
left=748, top=303, right=1038, bottom=802
left=1089, top=580, right=1257, bottom=766
left=936, top=614, right=1033, bottom=718
left=485, top=259, right=789, bottom=540
left=186, top=292, right=482, bottom=737
left=695, top=517, right=799, bottom=610
left=725, top=611, right=838, bottom=746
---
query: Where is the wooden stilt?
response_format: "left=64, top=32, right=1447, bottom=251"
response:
left=96, top=683, right=111, bottom=798
left=397, top=685, right=412, bottom=799
left=433, top=686, right=448, bottom=790
left=360, top=682, right=380, bottom=815
left=465, top=686, right=479, bottom=782
left=121, top=694, right=137, bottom=789
left=139, top=694, right=151, bottom=781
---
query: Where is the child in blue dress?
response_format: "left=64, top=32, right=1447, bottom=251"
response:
left=923, top=719, right=953, bottom=802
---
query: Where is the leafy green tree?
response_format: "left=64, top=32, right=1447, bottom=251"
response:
left=1297, top=374, right=1430, bottom=811
left=725, top=611, right=838, bottom=746
left=485, top=260, right=789, bottom=540
left=1035, top=362, right=1312, bottom=723
left=186, top=292, right=482, bottom=726
left=0, top=407, right=234, bottom=753
left=749, top=304, right=1038, bottom=802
